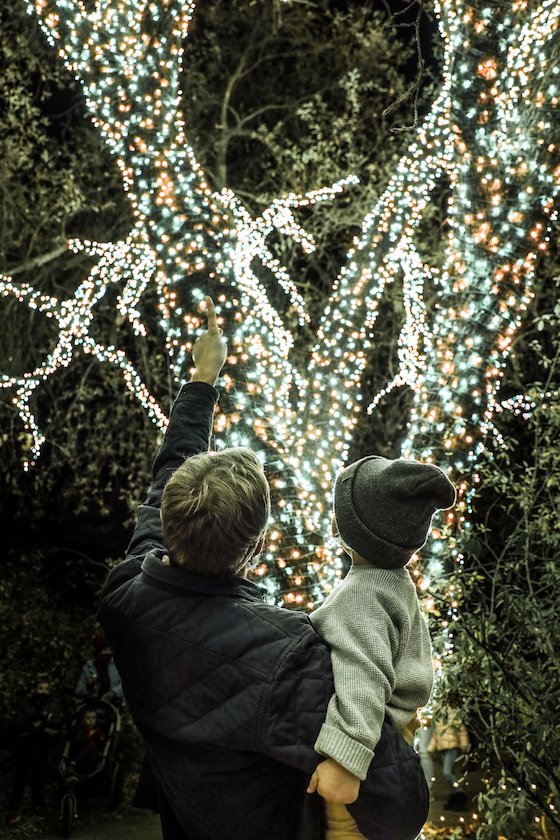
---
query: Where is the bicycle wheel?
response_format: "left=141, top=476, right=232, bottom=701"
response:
left=61, top=793, right=76, bottom=838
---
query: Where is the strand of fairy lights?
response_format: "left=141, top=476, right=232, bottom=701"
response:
left=1, top=0, right=559, bottom=610
left=399, top=2, right=560, bottom=680
left=482, top=389, right=560, bottom=447
left=267, top=0, right=560, bottom=606
left=1, top=239, right=166, bottom=468
left=3, top=0, right=356, bottom=604
left=415, top=0, right=560, bottom=573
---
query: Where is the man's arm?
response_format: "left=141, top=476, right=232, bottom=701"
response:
left=262, top=618, right=336, bottom=774
left=260, top=616, right=389, bottom=776
left=123, top=383, right=219, bottom=561
left=102, top=296, right=227, bottom=594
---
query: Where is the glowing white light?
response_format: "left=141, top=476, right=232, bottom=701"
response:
left=2, top=0, right=559, bottom=604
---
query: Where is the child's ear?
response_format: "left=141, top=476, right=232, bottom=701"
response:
left=331, top=515, right=340, bottom=539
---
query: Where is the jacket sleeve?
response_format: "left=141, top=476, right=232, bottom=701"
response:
left=261, top=620, right=335, bottom=775
left=43, top=701, right=64, bottom=736
left=102, top=381, right=219, bottom=596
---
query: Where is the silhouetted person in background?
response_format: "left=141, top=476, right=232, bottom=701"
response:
left=428, top=707, right=470, bottom=810
left=6, top=673, right=62, bottom=827
left=415, top=710, right=435, bottom=795
left=75, top=631, right=123, bottom=702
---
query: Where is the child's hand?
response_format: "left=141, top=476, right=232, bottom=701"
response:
left=307, top=757, right=361, bottom=804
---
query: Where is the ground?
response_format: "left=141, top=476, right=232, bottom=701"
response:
left=3, top=806, right=159, bottom=839
left=424, top=759, right=483, bottom=838
left=3, top=758, right=484, bottom=839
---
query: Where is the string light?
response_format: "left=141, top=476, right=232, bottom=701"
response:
left=1, top=0, right=559, bottom=615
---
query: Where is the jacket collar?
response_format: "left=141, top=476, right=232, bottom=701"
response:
left=141, top=549, right=267, bottom=601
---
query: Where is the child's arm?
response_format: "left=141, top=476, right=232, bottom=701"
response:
left=309, top=591, right=398, bottom=788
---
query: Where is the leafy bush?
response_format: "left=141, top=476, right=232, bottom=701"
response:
left=437, top=272, right=560, bottom=838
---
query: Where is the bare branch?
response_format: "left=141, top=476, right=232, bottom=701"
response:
left=381, top=0, right=427, bottom=133
left=216, top=53, right=248, bottom=186
left=5, top=241, right=68, bottom=277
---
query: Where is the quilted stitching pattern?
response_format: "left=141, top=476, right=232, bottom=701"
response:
left=101, top=562, right=330, bottom=749
left=98, top=384, right=429, bottom=839
left=100, top=560, right=329, bottom=839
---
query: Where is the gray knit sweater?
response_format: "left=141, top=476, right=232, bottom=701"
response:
left=309, top=564, right=434, bottom=780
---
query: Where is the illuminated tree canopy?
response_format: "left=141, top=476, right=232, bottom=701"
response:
left=1, top=3, right=560, bottom=833
left=1, top=0, right=560, bottom=614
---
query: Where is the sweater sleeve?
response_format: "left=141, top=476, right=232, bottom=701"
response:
left=310, top=585, right=401, bottom=780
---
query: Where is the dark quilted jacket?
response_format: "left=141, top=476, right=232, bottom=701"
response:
left=98, top=382, right=429, bottom=840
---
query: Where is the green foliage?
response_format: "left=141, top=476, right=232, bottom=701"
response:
left=437, top=268, right=560, bottom=837
left=0, top=551, right=92, bottom=725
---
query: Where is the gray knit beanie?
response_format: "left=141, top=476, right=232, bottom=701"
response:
left=333, top=456, right=456, bottom=569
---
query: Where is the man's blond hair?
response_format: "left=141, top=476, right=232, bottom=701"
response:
left=161, top=447, right=270, bottom=577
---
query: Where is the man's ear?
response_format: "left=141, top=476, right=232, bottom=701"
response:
left=246, top=536, right=265, bottom=568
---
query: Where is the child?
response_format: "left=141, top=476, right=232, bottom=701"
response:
left=69, top=708, right=107, bottom=775
left=307, top=455, right=456, bottom=838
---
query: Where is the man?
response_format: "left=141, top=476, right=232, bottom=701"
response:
left=98, top=297, right=428, bottom=840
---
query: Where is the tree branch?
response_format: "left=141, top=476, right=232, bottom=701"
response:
left=5, top=241, right=68, bottom=277
left=216, top=53, right=248, bottom=187
left=380, top=0, right=426, bottom=133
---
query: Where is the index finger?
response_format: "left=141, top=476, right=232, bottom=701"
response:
left=203, top=295, right=219, bottom=332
